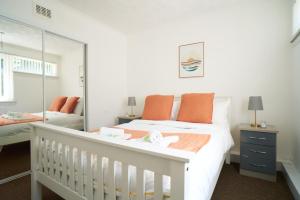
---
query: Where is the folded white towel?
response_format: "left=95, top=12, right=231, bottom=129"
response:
left=147, top=130, right=179, bottom=147
left=99, top=127, right=126, bottom=139
left=149, top=130, right=163, bottom=143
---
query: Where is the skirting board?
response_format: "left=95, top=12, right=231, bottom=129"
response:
left=282, top=162, right=300, bottom=200
left=0, top=170, right=31, bottom=185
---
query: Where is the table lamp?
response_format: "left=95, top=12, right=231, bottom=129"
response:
left=248, top=96, right=263, bottom=128
left=128, top=96, right=136, bottom=117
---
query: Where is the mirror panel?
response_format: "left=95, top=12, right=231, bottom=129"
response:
left=0, top=17, right=43, bottom=124
left=44, top=32, right=85, bottom=131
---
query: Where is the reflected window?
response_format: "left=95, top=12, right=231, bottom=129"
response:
left=0, top=53, right=14, bottom=102
left=13, top=56, right=58, bottom=77
left=0, top=52, right=59, bottom=102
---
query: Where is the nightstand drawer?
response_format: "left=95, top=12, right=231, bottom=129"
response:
left=241, top=143, right=275, bottom=161
left=240, top=157, right=276, bottom=175
left=241, top=130, right=276, bottom=146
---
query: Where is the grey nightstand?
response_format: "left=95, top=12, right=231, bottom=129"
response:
left=239, top=124, right=278, bottom=182
left=118, top=116, right=141, bottom=124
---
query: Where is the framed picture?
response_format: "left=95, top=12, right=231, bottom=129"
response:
left=179, top=42, right=204, bottom=78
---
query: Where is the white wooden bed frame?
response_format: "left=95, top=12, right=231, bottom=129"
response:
left=31, top=122, right=230, bottom=200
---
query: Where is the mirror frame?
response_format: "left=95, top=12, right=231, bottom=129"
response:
left=0, top=15, right=88, bottom=131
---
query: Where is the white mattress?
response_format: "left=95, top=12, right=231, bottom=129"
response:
left=116, top=120, right=234, bottom=200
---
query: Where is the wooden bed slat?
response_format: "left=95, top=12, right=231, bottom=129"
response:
left=86, top=152, right=93, bottom=200
left=121, top=163, right=129, bottom=200
left=77, top=148, right=84, bottom=196
left=95, top=154, right=104, bottom=200
left=48, top=139, right=54, bottom=178
left=68, top=145, right=75, bottom=190
left=107, top=159, right=116, bottom=199
left=136, top=167, right=145, bottom=200
left=54, top=141, right=60, bottom=182
left=61, top=144, right=68, bottom=186
left=154, top=173, right=163, bottom=200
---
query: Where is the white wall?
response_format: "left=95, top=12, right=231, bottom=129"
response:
left=59, top=47, right=84, bottom=97
left=127, top=0, right=293, bottom=161
left=292, top=41, right=300, bottom=173
left=292, top=0, right=300, bottom=173
left=0, top=0, right=128, bottom=129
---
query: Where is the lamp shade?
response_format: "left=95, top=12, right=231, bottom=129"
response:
left=248, top=96, right=263, bottom=110
left=128, top=96, right=136, bottom=106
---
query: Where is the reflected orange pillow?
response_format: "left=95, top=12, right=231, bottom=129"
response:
left=48, top=96, right=67, bottom=112
left=60, top=97, right=80, bottom=113
left=177, top=93, right=215, bottom=123
left=142, top=95, right=174, bottom=120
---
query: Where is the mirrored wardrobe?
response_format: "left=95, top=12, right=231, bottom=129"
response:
left=0, top=16, right=87, bottom=135
left=0, top=15, right=86, bottom=183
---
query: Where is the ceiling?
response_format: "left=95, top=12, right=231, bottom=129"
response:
left=0, top=17, right=83, bottom=56
left=60, top=0, right=241, bottom=34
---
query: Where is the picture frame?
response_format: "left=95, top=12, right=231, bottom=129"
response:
left=178, top=42, right=204, bottom=78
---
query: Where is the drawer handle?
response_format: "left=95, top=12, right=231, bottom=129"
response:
left=249, top=149, right=267, bottom=154
left=249, top=163, right=267, bottom=168
left=248, top=136, right=267, bottom=141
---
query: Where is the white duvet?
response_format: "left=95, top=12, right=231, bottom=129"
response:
left=56, top=120, right=233, bottom=200
left=116, top=120, right=234, bottom=200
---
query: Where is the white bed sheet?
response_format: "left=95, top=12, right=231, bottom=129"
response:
left=115, top=120, right=234, bottom=200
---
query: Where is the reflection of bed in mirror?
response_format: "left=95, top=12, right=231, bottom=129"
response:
left=0, top=100, right=84, bottom=151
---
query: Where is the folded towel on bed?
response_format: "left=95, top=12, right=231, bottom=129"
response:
left=142, top=130, right=179, bottom=147
left=99, top=127, right=131, bottom=139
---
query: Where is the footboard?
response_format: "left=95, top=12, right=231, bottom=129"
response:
left=30, top=122, right=193, bottom=200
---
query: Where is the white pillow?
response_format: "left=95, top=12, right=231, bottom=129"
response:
left=73, top=98, right=84, bottom=115
left=212, top=98, right=231, bottom=126
left=171, top=100, right=180, bottom=120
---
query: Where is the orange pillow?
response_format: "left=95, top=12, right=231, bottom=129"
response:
left=60, top=97, right=80, bottom=113
left=48, top=96, right=67, bottom=112
left=142, top=95, right=174, bottom=120
left=177, top=93, right=215, bottom=123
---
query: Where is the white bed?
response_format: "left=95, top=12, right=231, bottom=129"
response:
left=30, top=119, right=233, bottom=200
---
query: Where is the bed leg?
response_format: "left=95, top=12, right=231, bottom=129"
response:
left=31, top=131, right=42, bottom=200
left=31, top=176, right=42, bottom=200
left=0, top=146, right=3, bottom=153
left=225, top=151, right=231, bottom=165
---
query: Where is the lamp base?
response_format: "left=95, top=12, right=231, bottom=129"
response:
left=250, top=123, right=264, bottom=128
left=250, top=123, right=258, bottom=128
